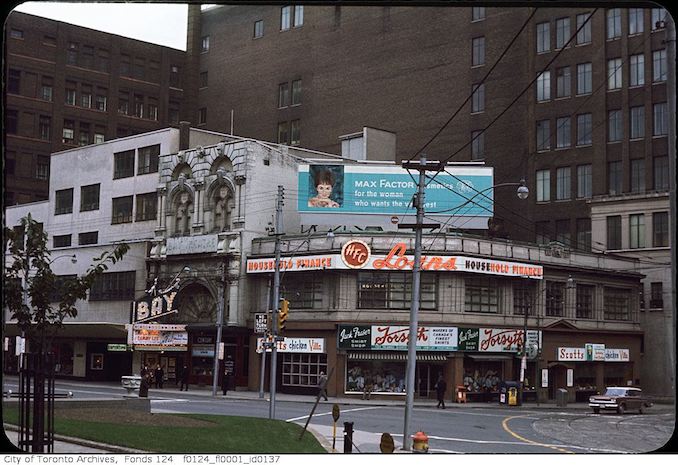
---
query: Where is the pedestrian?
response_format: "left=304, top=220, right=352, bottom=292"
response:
left=435, top=374, right=447, bottom=409
left=317, top=371, right=328, bottom=401
left=222, top=367, right=230, bottom=395
left=179, top=364, right=189, bottom=391
left=154, top=364, right=164, bottom=389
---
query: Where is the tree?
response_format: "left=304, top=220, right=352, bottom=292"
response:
left=3, top=213, right=129, bottom=452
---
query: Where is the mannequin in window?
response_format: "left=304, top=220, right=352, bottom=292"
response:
left=214, top=186, right=232, bottom=232
left=175, top=192, right=192, bottom=236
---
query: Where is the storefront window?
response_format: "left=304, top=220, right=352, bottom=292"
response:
left=357, top=272, right=436, bottom=310
left=574, top=362, right=596, bottom=391
left=282, top=353, right=327, bottom=387
left=191, top=357, right=213, bottom=377
left=462, top=360, right=502, bottom=392
left=604, top=363, right=631, bottom=387
left=346, top=361, right=406, bottom=394
left=90, top=353, right=104, bottom=370
left=53, top=341, right=74, bottom=375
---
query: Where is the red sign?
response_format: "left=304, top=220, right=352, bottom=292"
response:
left=341, top=240, right=371, bottom=269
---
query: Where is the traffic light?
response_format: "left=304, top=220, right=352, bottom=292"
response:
left=278, top=299, right=289, bottom=333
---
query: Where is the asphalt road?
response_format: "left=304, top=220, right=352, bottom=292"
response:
left=3, top=378, right=675, bottom=454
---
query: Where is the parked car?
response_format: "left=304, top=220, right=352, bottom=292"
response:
left=589, top=387, right=652, bottom=414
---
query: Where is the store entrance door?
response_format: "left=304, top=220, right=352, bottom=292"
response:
left=417, top=364, right=444, bottom=398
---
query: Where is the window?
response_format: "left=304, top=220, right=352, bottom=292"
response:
left=472, top=83, right=485, bottom=112
left=629, top=54, right=645, bottom=86
left=41, top=77, right=53, bottom=101
left=604, top=287, right=631, bottom=321
left=147, top=101, right=158, bottom=121
left=630, top=106, right=645, bottom=139
left=653, top=49, right=667, bottom=82
left=608, top=110, right=622, bottom=142
left=81, top=86, right=92, bottom=108
left=39, top=116, right=51, bottom=141
left=112, top=196, right=133, bottom=224
left=53, top=234, right=72, bottom=248
left=607, top=215, right=622, bottom=249
left=78, top=231, right=98, bottom=246
left=170, top=65, right=181, bottom=88
left=465, top=277, right=499, bottom=313
left=629, top=8, right=644, bottom=35
left=113, top=150, right=135, bottom=179
left=80, top=184, right=100, bottom=212
left=94, top=91, right=106, bottom=111
left=132, top=57, right=145, bottom=80
left=653, top=156, right=669, bottom=191
left=556, top=17, right=570, bottom=49
left=577, top=63, right=592, bottom=95
left=607, top=58, right=622, bottom=90
left=65, top=87, right=76, bottom=106
left=281, top=6, right=292, bottom=30
left=576, top=13, right=592, bottom=44
left=97, top=49, right=110, bottom=73
left=556, top=66, right=571, bottom=98
left=278, top=82, right=290, bottom=108
left=281, top=273, right=323, bottom=309
left=36, top=156, right=49, bottom=181
left=8, top=69, right=21, bottom=94
left=94, top=132, right=105, bottom=144
left=556, top=219, right=570, bottom=246
left=49, top=275, right=77, bottom=302
left=254, top=20, right=264, bottom=38
left=290, top=119, right=301, bottom=146
left=577, top=164, right=592, bottom=199
left=89, top=271, right=136, bottom=301
left=136, top=192, right=157, bottom=222
left=630, top=159, right=645, bottom=193
left=653, top=103, right=668, bottom=136
left=556, top=167, right=571, bottom=200
left=118, top=92, right=129, bottom=115
left=650, top=282, right=663, bottom=308
left=197, top=107, right=207, bottom=125
left=66, top=42, right=78, bottom=65
left=291, top=79, right=302, bottom=105
left=472, top=7, right=485, bottom=21
left=55, top=188, right=74, bottom=215
left=12, top=225, right=25, bottom=250
left=201, top=36, right=210, bottom=52
left=79, top=122, right=90, bottom=146
left=471, top=130, right=484, bottom=159
left=546, top=281, right=565, bottom=317
left=472, top=37, right=485, bottom=66
left=294, top=5, right=304, bottom=27
left=535, top=221, right=551, bottom=245
left=536, top=119, right=550, bottom=151
left=576, top=218, right=592, bottom=251
left=536, top=22, right=550, bottom=53
left=358, top=272, right=436, bottom=310
left=608, top=161, right=622, bottom=195
left=607, top=9, right=621, bottom=39
left=10, top=28, right=24, bottom=39
left=629, top=214, right=645, bottom=249
left=282, top=353, right=327, bottom=389
left=138, top=144, right=160, bottom=175
left=652, top=8, right=667, bottom=31
left=513, top=282, right=535, bottom=316
left=576, top=284, right=595, bottom=319
left=43, top=35, right=56, bottom=46
left=133, top=94, right=144, bottom=118
left=556, top=116, right=571, bottom=148
left=6, top=109, right=18, bottom=134
left=536, top=71, right=550, bottom=102
left=653, top=212, right=669, bottom=247
left=277, top=121, right=289, bottom=144
left=536, top=169, right=550, bottom=202
left=576, top=113, right=592, bottom=146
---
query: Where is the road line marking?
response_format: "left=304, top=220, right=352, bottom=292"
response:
left=502, top=415, right=574, bottom=454
left=286, top=406, right=382, bottom=422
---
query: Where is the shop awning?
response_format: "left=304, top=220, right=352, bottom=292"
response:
left=465, top=354, right=516, bottom=361
left=347, top=352, right=448, bottom=361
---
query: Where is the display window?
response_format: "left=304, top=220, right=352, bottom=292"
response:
left=90, top=353, right=104, bottom=370
left=604, top=362, right=631, bottom=386
left=52, top=341, right=74, bottom=375
left=462, top=360, right=503, bottom=392
left=346, top=361, right=406, bottom=394
left=282, top=353, right=327, bottom=387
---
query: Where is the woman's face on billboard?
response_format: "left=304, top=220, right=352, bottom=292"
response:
left=316, top=182, right=333, bottom=199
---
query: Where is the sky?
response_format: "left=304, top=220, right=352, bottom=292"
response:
left=11, top=1, right=191, bottom=50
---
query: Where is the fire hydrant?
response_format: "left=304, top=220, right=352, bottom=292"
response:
left=411, top=431, right=429, bottom=453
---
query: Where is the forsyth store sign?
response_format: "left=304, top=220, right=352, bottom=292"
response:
left=248, top=240, right=543, bottom=279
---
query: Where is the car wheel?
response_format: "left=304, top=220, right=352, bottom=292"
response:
left=617, top=404, right=625, bottom=415
left=592, top=407, right=600, bottom=414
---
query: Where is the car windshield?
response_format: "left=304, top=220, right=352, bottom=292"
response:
left=604, top=388, right=627, bottom=396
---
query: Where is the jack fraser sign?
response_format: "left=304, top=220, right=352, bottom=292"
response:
left=247, top=242, right=543, bottom=279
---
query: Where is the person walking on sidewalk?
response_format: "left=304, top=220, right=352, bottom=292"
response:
left=179, top=364, right=190, bottom=391
left=435, top=374, right=447, bottom=409
left=154, top=364, right=164, bottom=389
left=317, top=371, right=328, bottom=400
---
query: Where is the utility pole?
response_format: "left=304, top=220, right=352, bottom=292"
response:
left=399, top=154, right=441, bottom=451
left=212, top=263, right=226, bottom=396
left=269, top=185, right=284, bottom=419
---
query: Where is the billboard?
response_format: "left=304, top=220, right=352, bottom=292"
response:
left=298, top=163, right=494, bottom=229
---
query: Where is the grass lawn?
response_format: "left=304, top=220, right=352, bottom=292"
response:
left=3, top=405, right=326, bottom=454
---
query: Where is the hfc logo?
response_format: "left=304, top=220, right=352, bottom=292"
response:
left=341, top=240, right=371, bottom=269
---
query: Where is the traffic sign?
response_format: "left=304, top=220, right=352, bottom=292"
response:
left=254, top=313, right=268, bottom=334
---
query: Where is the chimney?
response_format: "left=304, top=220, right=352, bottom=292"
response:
left=179, top=121, right=191, bottom=150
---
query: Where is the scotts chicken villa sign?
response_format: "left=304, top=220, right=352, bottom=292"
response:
left=247, top=240, right=543, bottom=279
left=338, top=325, right=541, bottom=352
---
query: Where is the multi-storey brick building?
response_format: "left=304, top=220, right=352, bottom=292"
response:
left=4, top=11, right=187, bottom=205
